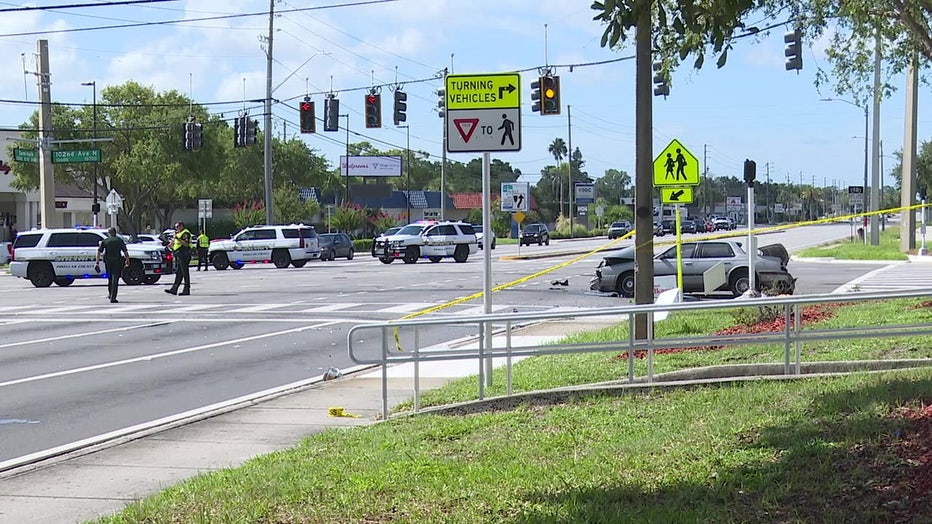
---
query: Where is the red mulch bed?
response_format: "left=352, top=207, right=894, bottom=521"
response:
left=614, top=302, right=845, bottom=360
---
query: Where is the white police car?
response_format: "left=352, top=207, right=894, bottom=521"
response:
left=208, top=224, right=321, bottom=270
left=9, top=227, right=172, bottom=287
left=373, top=221, right=477, bottom=264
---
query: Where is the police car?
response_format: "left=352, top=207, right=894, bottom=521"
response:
left=9, top=227, right=172, bottom=287
left=373, top=221, right=478, bottom=264
left=207, top=224, right=321, bottom=270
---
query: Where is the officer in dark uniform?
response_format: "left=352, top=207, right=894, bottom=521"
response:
left=166, top=221, right=192, bottom=295
left=95, top=227, right=130, bottom=303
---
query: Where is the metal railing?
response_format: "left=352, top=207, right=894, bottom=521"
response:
left=347, top=289, right=932, bottom=419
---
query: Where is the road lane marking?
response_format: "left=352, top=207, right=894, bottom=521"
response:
left=0, top=321, right=343, bottom=389
left=0, top=322, right=167, bottom=350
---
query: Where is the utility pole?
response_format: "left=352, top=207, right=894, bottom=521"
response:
left=262, top=0, right=275, bottom=225
left=703, top=144, right=708, bottom=216
left=869, top=31, right=881, bottom=245
left=81, top=80, right=99, bottom=227
left=37, top=40, right=56, bottom=229
left=901, top=54, right=919, bottom=252
left=633, top=7, right=654, bottom=340
left=765, top=162, right=771, bottom=223
left=440, top=68, right=448, bottom=220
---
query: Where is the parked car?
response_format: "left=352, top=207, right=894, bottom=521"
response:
left=589, top=240, right=796, bottom=298
left=661, top=219, right=676, bottom=235
left=473, top=224, right=496, bottom=249
left=371, top=227, right=401, bottom=256
left=653, top=220, right=665, bottom=236
left=607, top=221, right=632, bottom=239
left=712, top=216, right=736, bottom=231
left=680, top=219, right=698, bottom=234
left=519, top=223, right=550, bottom=246
left=318, top=232, right=355, bottom=261
left=208, top=224, right=321, bottom=269
left=372, top=221, right=477, bottom=264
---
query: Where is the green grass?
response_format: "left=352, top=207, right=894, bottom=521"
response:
left=795, top=226, right=908, bottom=260
left=93, top=298, right=932, bottom=523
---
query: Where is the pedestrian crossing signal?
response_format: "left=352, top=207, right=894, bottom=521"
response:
left=541, top=76, right=560, bottom=115
left=299, top=99, right=315, bottom=133
left=365, top=93, right=382, bottom=128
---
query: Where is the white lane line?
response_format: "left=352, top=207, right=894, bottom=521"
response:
left=299, top=303, right=358, bottom=313
left=226, top=303, right=292, bottom=313
left=379, top=303, right=442, bottom=313
left=0, top=322, right=166, bottom=350
left=0, top=320, right=342, bottom=388
left=149, top=304, right=225, bottom=312
left=23, top=305, right=101, bottom=315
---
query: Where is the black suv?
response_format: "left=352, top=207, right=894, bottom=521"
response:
left=519, top=223, right=550, bottom=246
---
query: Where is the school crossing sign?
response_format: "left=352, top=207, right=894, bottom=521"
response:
left=653, top=139, right=699, bottom=186
left=446, top=72, right=521, bottom=153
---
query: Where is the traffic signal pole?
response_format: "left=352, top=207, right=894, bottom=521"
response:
left=262, top=0, right=275, bottom=226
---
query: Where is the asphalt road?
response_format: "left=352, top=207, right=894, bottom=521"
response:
left=0, top=222, right=880, bottom=463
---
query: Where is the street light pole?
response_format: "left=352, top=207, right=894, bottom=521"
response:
left=399, top=125, right=411, bottom=222
left=81, top=81, right=98, bottom=227
left=820, top=97, right=869, bottom=244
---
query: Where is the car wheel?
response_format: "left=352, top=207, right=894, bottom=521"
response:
left=729, top=269, right=751, bottom=297
left=617, top=271, right=635, bottom=298
left=213, top=252, right=230, bottom=270
left=144, top=275, right=161, bottom=285
left=291, top=260, right=307, bottom=268
left=545, top=238, right=550, bottom=246
left=54, top=276, right=74, bottom=287
left=122, top=260, right=145, bottom=286
left=28, top=262, right=55, bottom=288
left=537, top=239, right=542, bottom=246
left=428, top=256, right=442, bottom=263
left=453, top=244, right=468, bottom=263
left=271, top=249, right=291, bottom=268
left=230, top=262, right=244, bottom=270
left=347, top=248, right=354, bottom=260
left=379, top=256, right=394, bottom=264
left=403, top=246, right=420, bottom=264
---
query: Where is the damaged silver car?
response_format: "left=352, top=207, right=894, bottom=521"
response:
left=589, top=240, right=796, bottom=298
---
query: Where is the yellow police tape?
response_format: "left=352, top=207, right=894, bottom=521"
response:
left=328, top=407, right=361, bottom=418
left=389, top=201, right=929, bottom=351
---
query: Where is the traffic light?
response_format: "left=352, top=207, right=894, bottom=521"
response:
left=393, top=89, right=407, bottom=125
left=652, top=62, right=670, bottom=97
left=233, top=116, right=242, bottom=148
left=743, top=159, right=757, bottom=186
left=299, top=99, right=315, bottom=134
left=245, top=119, right=257, bottom=146
left=364, top=92, right=382, bottom=128
left=530, top=78, right=541, bottom=113
left=784, top=28, right=802, bottom=71
left=324, top=96, right=339, bottom=132
left=437, top=89, right=445, bottom=118
left=184, top=120, right=203, bottom=151
left=541, top=75, right=560, bottom=115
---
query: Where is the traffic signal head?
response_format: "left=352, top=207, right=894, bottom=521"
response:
left=245, top=119, right=257, bottom=146
left=233, top=116, right=243, bottom=148
left=192, top=123, right=203, bottom=150
left=784, top=28, right=802, bottom=71
left=743, top=159, right=757, bottom=186
left=437, top=89, right=445, bottom=118
left=541, top=75, right=560, bottom=115
left=652, top=61, right=670, bottom=97
left=299, top=99, right=315, bottom=133
left=365, top=93, right=382, bottom=129
left=393, top=90, right=407, bottom=125
left=324, top=96, right=339, bottom=132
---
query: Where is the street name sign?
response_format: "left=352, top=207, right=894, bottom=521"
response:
left=653, top=139, right=699, bottom=186
left=661, top=186, right=694, bottom=204
left=52, top=149, right=101, bottom=164
left=446, top=73, right=521, bottom=153
left=13, top=148, right=37, bottom=163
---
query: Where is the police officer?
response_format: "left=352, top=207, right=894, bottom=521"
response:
left=95, top=227, right=130, bottom=303
left=196, top=229, right=210, bottom=271
left=165, top=221, right=192, bottom=296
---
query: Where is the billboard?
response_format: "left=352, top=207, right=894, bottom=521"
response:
left=340, top=155, right=402, bottom=177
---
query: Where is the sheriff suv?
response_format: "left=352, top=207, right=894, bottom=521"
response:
left=208, top=224, right=321, bottom=270
left=9, top=227, right=172, bottom=288
left=373, top=221, right=477, bottom=264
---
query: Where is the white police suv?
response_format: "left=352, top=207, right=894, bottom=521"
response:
left=9, top=227, right=172, bottom=287
left=373, top=221, right=478, bottom=264
left=208, top=224, right=321, bottom=270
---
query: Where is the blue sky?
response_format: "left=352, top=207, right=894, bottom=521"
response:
left=0, top=0, right=927, bottom=194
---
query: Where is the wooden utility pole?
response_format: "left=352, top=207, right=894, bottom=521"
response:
left=633, top=4, right=654, bottom=339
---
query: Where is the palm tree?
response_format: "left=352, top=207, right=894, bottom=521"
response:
left=548, top=137, right=567, bottom=165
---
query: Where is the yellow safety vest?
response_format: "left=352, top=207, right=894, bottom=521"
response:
left=197, top=234, right=209, bottom=248
left=172, top=228, right=191, bottom=251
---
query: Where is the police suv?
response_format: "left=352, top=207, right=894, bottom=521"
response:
left=9, top=227, right=172, bottom=288
left=208, top=224, right=321, bottom=270
left=373, top=221, right=478, bottom=264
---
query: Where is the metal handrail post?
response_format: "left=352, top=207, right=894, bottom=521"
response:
left=794, top=303, right=802, bottom=374
left=506, top=321, right=513, bottom=396
left=477, top=321, right=485, bottom=400
left=628, top=314, right=635, bottom=382
left=784, top=303, right=792, bottom=374
left=413, top=325, right=420, bottom=412
left=381, top=326, right=389, bottom=420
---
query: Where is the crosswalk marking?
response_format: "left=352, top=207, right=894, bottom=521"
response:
left=299, top=303, right=359, bottom=313
left=379, top=302, right=442, bottom=313
left=227, top=304, right=293, bottom=313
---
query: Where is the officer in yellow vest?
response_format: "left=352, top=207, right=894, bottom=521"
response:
left=196, top=230, right=210, bottom=271
left=166, top=221, right=192, bottom=295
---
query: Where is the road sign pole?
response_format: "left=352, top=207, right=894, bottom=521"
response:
left=675, top=205, right=683, bottom=291
left=748, top=183, right=756, bottom=295
left=482, top=151, right=493, bottom=389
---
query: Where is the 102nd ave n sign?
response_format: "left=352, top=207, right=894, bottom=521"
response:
left=13, top=148, right=101, bottom=164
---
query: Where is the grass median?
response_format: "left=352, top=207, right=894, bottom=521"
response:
left=94, top=295, right=932, bottom=523
left=795, top=225, right=908, bottom=260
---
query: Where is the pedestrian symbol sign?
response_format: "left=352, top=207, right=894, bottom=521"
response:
left=446, top=72, right=521, bottom=153
left=661, top=186, right=694, bottom=204
left=653, top=139, right=699, bottom=186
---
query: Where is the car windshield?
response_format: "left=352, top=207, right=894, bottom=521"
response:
left=396, top=224, right=426, bottom=236
left=473, top=225, right=484, bottom=232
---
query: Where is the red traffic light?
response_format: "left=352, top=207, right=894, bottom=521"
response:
left=367, top=95, right=376, bottom=104
left=301, top=101, right=311, bottom=111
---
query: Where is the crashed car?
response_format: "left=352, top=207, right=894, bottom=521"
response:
left=589, top=240, right=796, bottom=298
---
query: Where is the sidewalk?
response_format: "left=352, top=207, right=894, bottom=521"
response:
left=0, top=318, right=609, bottom=524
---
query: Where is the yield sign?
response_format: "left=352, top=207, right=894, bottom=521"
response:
left=453, top=118, right=479, bottom=143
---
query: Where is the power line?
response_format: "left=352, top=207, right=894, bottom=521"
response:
left=0, top=0, right=175, bottom=13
